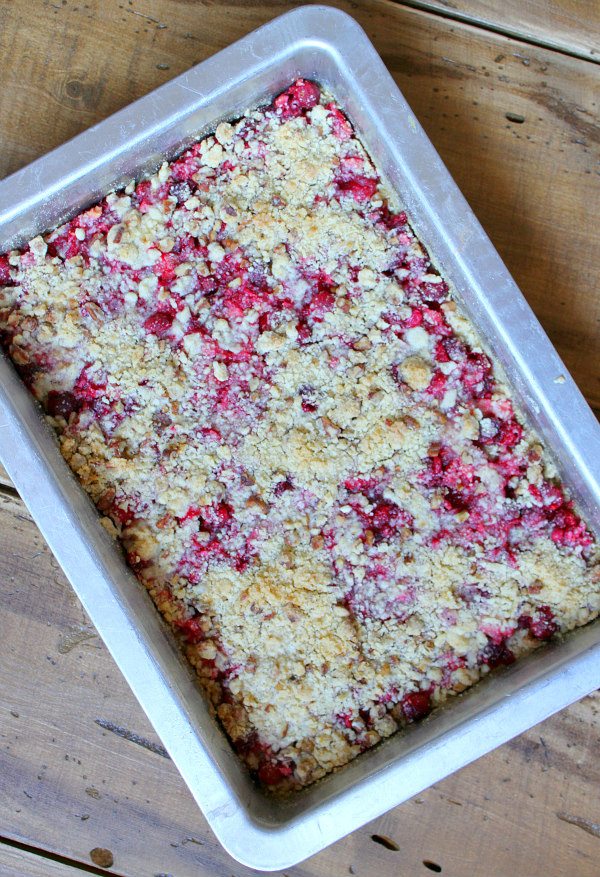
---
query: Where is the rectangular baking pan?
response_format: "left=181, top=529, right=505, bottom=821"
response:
left=1, top=6, right=600, bottom=870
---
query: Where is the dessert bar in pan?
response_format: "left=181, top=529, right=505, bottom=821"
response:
left=2, top=79, right=599, bottom=793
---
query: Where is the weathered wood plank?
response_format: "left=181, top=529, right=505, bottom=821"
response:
left=399, top=0, right=600, bottom=62
left=0, top=843, right=104, bottom=877
left=1, top=1, right=600, bottom=875
left=0, top=2, right=598, bottom=407
left=1, top=497, right=600, bottom=877
left=0, top=465, right=13, bottom=489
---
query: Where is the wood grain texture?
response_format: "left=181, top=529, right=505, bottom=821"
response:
left=0, top=2, right=599, bottom=875
left=0, top=465, right=13, bottom=489
left=0, top=1, right=598, bottom=406
left=0, top=843, right=102, bottom=877
left=399, top=0, right=600, bottom=61
left=0, top=841, right=109, bottom=877
left=1, top=496, right=600, bottom=877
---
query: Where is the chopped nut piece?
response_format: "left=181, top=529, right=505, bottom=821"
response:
left=399, top=355, right=432, bottom=391
left=212, top=361, right=228, bottom=382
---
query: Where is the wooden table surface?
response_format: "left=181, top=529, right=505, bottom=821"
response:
left=1, top=2, right=599, bottom=875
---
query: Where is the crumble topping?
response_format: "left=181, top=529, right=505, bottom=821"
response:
left=1, top=79, right=599, bottom=791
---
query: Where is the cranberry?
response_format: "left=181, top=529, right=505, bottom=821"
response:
left=0, top=254, right=14, bottom=285
left=112, top=503, right=136, bottom=526
left=421, top=280, right=449, bottom=302
left=174, top=616, right=205, bottom=644
left=73, top=366, right=107, bottom=403
left=497, top=419, right=523, bottom=450
left=376, top=207, right=407, bottom=231
left=425, top=370, right=447, bottom=399
left=257, top=760, right=294, bottom=786
left=134, top=179, right=155, bottom=211
left=155, top=252, right=179, bottom=285
left=46, top=390, right=80, bottom=418
left=299, top=274, right=337, bottom=325
left=551, top=515, right=593, bottom=549
left=198, top=501, right=234, bottom=533
left=479, top=636, right=515, bottom=668
left=401, top=690, right=432, bottom=722
left=434, top=340, right=450, bottom=363
left=304, top=288, right=335, bottom=319
left=370, top=502, right=403, bottom=538
left=518, top=605, right=558, bottom=640
left=456, top=582, right=490, bottom=604
left=15, top=362, right=41, bottom=387
left=170, top=153, right=199, bottom=182
left=273, top=478, right=294, bottom=496
left=295, top=320, right=312, bottom=344
left=126, top=552, right=152, bottom=573
left=0, top=327, right=11, bottom=352
left=336, top=175, right=378, bottom=203
left=47, top=227, right=85, bottom=260
left=343, top=476, right=377, bottom=495
left=143, top=310, right=175, bottom=337
left=179, top=506, right=202, bottom=524
left=461, top=351, right=493, bottom=392
left=326, top=103, right=353, bottom=140
left=169, top=181, right=193, bottom=203
left=336, top=711, right=354, bottom=729
left=405, top=308, right=423, bottom=328
left=273, top=79, right=320, bottom=119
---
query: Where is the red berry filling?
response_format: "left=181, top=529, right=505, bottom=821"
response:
left=273, top=78, right=320, bottom=120
left=518, top=605, right=558, bottom=640
left=46, top=390, right=81, bottom=419
left=479, top=635, right=516, bottom=668
left=401, top=689, right=433, bottom=722
left=143, top=309, right=176, bottom=337
left=2, top=79, right=597, bottom=795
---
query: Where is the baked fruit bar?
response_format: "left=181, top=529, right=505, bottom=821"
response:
left=1, top=80, right=599, bottom=791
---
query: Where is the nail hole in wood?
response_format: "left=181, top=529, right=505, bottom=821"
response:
left=423, top=861, right=442, bottom=872
left=371, top=834, right=400, bottom=851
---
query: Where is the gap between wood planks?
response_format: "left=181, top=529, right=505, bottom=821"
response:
left=0, top=835, right=126, bottom=876
left=394, top=0, right=600, bottom=65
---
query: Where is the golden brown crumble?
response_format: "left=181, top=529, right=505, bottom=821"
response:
left=1, top=79, right=598, bottom=790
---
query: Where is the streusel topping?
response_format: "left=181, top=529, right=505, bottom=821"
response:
left=1, top=79, right=599, bottom=789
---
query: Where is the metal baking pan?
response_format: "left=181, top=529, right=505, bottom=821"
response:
left=1, top=5, right=599, bottom=870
